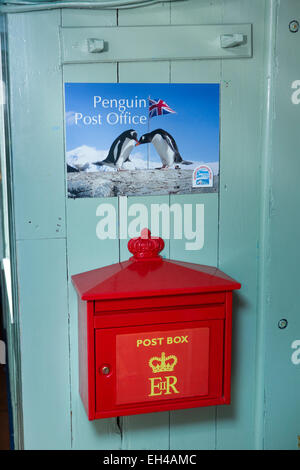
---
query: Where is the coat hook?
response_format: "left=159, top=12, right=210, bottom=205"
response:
left=87, top=38, right=105, bottom=53
left=220, top=33, right=244, bottom=48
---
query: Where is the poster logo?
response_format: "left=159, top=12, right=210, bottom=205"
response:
left=192, top=165, right=213, bottom=188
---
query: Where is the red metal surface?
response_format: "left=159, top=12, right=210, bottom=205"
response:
left=93, top=304, right=225, bottom=329
left=95, top=319, right=224, bottom=416
left=72, top=228, right=241, bottom=420
left=78, top=298, right=95, bottom=420
left=128, top=228, right=165, bottom=260
left=116, top=325, right=210, bottom=404
left=94, top=291, right=226, bottom=313
left=223, top=291, right=233, bottom=403
left=72, top=257, right=241, bottom=301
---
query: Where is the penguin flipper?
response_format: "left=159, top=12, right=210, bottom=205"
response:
left=163, top=133, right=179, bottom=155
left=105, top=148, right=117, bottom=164
left=180, top=160, right=193, bottom=165
left=104, top=138, right=121, bottom=165
left=174, top=152, right=184, bottom=163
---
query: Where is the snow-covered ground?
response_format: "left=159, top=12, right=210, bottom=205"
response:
left=68, top=169, right=219, bottom=198
left=66, top=145, right=219, bottom=174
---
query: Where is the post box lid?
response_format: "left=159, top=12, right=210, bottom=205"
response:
left=72, top=229, right=241, bottom=301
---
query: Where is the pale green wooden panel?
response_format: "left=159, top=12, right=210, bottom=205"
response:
left=216, top=0, right=265, bottom=450
left=67, top=198, right=119, bottom=274
left=118, top=2, right=171, bottom=26
left=7, top=12, right=66, bottom=241
left=170, top=408, right=217, bottom=450
left=16, top=239, right=71, bottom=449
left=170, top=0, right=223, bottom=24
left=169, top=194, right=219, bottom=270
left=119, top=61, right=170, bottom=83
left=63, top=62, right=117, bottom=83
left=67, top=198, right=121, bottom=450
left=7, top=10, right=71, bottom=450
left=121, top=412, right=171, bottom=451
left=263, top=0, right=300, bottom=450
left=62, top=8, right=116, bottom=27
left=168, top=59, right=220, bottom=450
left=171, top=60, right=221, bottom=84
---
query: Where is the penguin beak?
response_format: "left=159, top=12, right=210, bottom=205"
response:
left=135, top=140, right=140, bottom=146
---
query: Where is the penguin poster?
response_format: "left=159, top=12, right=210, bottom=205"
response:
left=65, top=83, right=219, bottom=198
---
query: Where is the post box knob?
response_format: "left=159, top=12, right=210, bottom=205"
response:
left=101, top=366, right=110, bottom=375
left=128, top=228, right=164, bottom=260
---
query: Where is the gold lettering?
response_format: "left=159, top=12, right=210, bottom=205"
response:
left=148, top=377, right=163, bottom=396
left=165, top=376, right=180, bottom=395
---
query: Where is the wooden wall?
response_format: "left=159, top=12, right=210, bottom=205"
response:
left=2, top=0, right=300, bottom=450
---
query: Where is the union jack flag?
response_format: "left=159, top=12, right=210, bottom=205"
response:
left=148, top=97, right=176, bottom=119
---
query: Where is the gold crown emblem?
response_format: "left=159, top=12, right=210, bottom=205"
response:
left=148, top=352, right=178, bottom=374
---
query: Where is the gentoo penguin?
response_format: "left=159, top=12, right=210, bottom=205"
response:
left=137, top=129, right=192, bottom=169
left=94, top=129, right=138, bottom=171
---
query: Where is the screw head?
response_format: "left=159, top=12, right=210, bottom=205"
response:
left=278, top=319, right=288, bottom=329
left=289, top=20, right=299, bottom=33
left=101, top=365, right=110, bottom=375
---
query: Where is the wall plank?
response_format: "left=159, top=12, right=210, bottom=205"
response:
left=67, top=198, right=121, bottom=450
left=263, top=0, right=300, bottom=450
left=216, top=0, right=266, bottom=450
left=7, top=12, right=66, bottom=241
left=16, top=238, right=71, bottom=449
left=62, top=8, right=116, bottom=27
left=118, top=2, right=170, bottom=26
left=171, top=0, right=223, bottom=24
left=7, top=11, right=71, bottom=449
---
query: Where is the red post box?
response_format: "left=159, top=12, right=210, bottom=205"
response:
left=72, top=229, right=241, bottom=420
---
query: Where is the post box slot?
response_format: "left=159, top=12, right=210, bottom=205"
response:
left=93, top=304, right=225, bottom=329
left=94, top=292, right=226, bottom=314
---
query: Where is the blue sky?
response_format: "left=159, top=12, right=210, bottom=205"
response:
left=64, top=83, right=219, bottom=165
